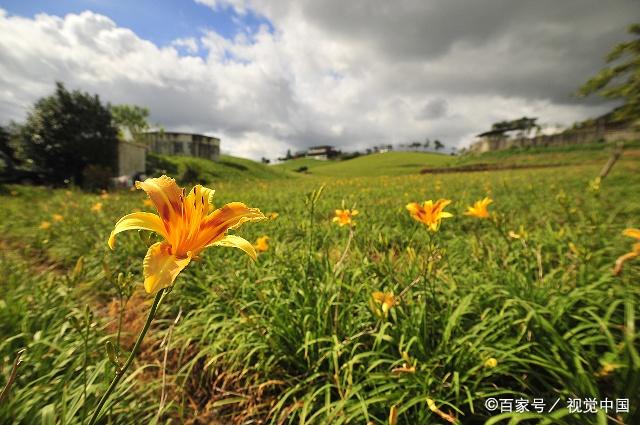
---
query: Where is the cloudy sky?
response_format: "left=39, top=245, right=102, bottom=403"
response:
left=0, top=1, right=638, bottom=159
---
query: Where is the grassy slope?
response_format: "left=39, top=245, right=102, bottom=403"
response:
left=156, top=154, right=293, bottom=182
left=274, top=151, right=455, bottom=177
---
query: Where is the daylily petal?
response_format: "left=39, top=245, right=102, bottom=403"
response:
left=623, top=228, right=640, bottom=240
left=108, top=212, right=167, bottom=249
left=135, top=175, right=183, bottom=226
left=196, top=202, right=266, bottom=247
left=210, top=235, right=258, bottom=260
left=142, top=242, right=192, bottom=293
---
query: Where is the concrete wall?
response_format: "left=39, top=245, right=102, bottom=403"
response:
left=469, top=128, right=640, bottom=154
left=118, top=140, right=146, bottom=177
left=144, top=132, right=221, bottom=161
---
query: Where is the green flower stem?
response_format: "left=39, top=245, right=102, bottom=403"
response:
left=88, top=288, right=166, bottom=425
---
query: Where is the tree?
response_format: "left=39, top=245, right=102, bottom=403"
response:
left=110, top=104, right=150, bottom=144
left=21, top=82, right=119, bottom=185
left=434, top=140, right=444, bottom=151
left=423, top=138, right=431, bottom=149
left=579, top=23, right=640, bottom=123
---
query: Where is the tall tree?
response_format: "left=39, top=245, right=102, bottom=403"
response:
left=434, top=140, right=444, bottom=151
left=110, top=104, right=150, bottom=143
left=21, top=82, right=119, bottom=185
left=578, top=23, right=640, bottom=123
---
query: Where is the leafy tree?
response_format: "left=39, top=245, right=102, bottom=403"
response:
left=21, top=82, right=118, bottom=185
left=579, top=23, right=640, bottom=123
left=434, top=139, right=445, bottom=150
left=110, top=104, right=150, bottom=143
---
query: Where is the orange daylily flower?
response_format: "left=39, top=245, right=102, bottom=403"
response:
left=254, top=236, right=270, bottom=252
left=371, top=291, right=397, bottom=319
left=268, top=212, right=279, bottom=220
left=39, top=220, right=51, bottom=230
left=91, top=202, right=103, bottom=212
left=464, top=197, right=492, bottom=219
left=108, top=175, right=266, bottom=293
left=333, top=209, right=358, bottom=227
left=614, top=228, right=640, bottom=275
left=52, top=214, right=64, bottom=222
left=406, top=199, right=453, bottom=231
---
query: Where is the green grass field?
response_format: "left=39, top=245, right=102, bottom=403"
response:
left=273, top=152, right=454, bottom=177
left=1, top=146, right=639, bottom=424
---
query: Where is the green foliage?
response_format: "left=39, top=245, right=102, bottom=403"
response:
left=81, top=164, right=114, bottom=191
left=20, top=82, right=119, bottom=186
left=0, top=148, right=639, bottom=424
left=578, top=23, right=640, bottom=123
left=110, top=104, right=150, bottom=144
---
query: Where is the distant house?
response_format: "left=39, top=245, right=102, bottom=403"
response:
left=306, top=145, right=339, bottom=160
left=143, top=131, right=221, bottom=161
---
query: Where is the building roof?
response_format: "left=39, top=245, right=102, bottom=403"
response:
left=144, top=130, right=220, bottom=140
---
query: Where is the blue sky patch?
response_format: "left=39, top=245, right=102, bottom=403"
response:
left=0, top=0, right=273, bottom=57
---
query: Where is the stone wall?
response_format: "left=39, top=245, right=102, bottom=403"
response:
left=469, top=127, right=639, bottom=153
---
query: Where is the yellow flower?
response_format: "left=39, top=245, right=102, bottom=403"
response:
left=268, top=212, right=279, bottom=220
left=389, top=405, right=398, bottom=425
left=254, top=236, right=270, bottom=252
left=108, top=175, right=266, bottom=293
left=52, top=214, right=64, bottom=222
left=370, top=291, right=396, bottom=318
left=91, top=202, right=103, bottom=212
left=484, top=357, right=498, bottom=368
left=464, top=197, right=492, bottom=219
left=426, top=398, right=458, bottom=424
left=39, top=221, right=51, bottom=230
left=406, top=199, right=453, bottom=231
left=333, top=209, right=358, bottom=227
left=588, top=176, right=601, bottom=193
left=614, top=228, right=640, bottom=275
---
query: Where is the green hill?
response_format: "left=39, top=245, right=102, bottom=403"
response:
left=147, top=153, right=293, bottom=183
left=273, top=151, right=454, bottom=177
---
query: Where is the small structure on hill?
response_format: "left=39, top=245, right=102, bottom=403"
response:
left=305, top=145, right=339, bottom=160
left=143, top=131, right=221, bottom=161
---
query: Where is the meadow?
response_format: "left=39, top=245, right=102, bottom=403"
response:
left=0, top=147, right=639, bottom=424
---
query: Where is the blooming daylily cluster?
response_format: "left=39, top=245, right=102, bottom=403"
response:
left=108, top=175, right=266, bottom=293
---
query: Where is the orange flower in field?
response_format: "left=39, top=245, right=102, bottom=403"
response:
left=268, top=212, right=279, bottom=220
left=39, top=221, right=51, bottom=230
left=370, top=291, right=397, bottom=319
left=333, top=209, right=358, bottom=227
left=614, top=228, right=640, bottom=275
left=406, top=199, right=453, bottom=231
left=52, top=214, right=64, bottom=222
left=254, top=236, right=270, bottom=252
left=91, top=202, right=103, bottom=212
left=464, top=197, right=492, bottom=219
left=108, top=176, right=266, bottom=293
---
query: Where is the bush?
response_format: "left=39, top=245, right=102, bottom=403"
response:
left=82, top=164, right=113, bottom=191
left=146, top=152, right=178, bottom=177
left=20, top=82, right=118, bottom=186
